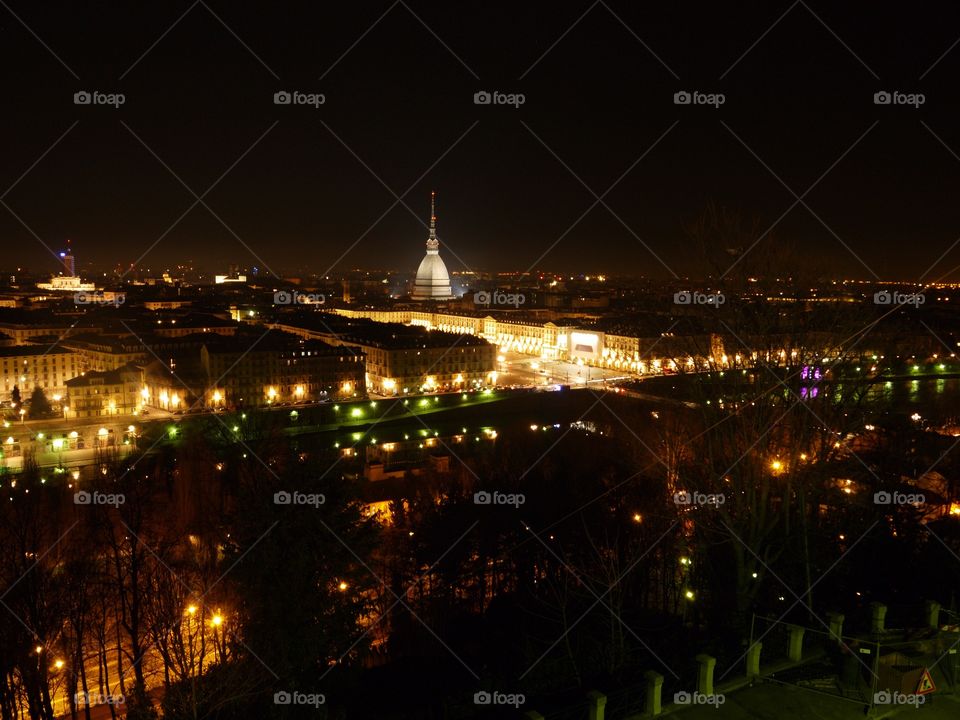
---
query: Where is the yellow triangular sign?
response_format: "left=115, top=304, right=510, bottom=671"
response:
left=916, top=668, right=936, bottom=695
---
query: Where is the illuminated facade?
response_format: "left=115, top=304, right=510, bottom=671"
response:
left=412, top=192, right=455, bottom=300
left=270, top=318, right=496, bottom=395
left=330, top=308, right=725, bottom=376
left=65, top=363, right=142, bottom=418
left=0, top=346, right=81, bottom=403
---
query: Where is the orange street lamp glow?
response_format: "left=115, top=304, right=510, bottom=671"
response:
left=338, top=581, right=348, bottom=591
left=186, top=605, right=197, bottom=616
left=211, top=614, right=223, bottom=627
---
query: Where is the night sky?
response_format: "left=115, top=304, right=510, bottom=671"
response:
left=3, top=1, right=960, bottom=280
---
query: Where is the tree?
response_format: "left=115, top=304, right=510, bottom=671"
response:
left=27, top=387, right=53, bottom=419
left=11, top=384, right=21, bottom=408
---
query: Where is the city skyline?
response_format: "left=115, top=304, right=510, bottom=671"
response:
left=4, top=2, right=960, bottom=279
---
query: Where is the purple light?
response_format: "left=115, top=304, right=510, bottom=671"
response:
left=801, top=366, right=809, bottom=380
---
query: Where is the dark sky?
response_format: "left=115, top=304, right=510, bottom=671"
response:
left=3, top=1, right=960, bottom=280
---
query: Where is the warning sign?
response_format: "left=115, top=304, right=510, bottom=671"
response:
left=916, top=668, right=936, bottom=695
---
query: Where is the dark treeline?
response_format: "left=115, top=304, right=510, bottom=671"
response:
left=3, top=359, right=960, bottom=718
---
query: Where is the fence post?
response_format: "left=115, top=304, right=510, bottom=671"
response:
left=925, top=600, right=941, bottom=630
left=644, top=670, right=663, bottom=716
left=787, top=624, right=805, bottom=662
left=586, top=690, right=606, bottom=720
left=746, top=642, right=762, bottom=678
left=870, top=602, right=887, bottom=634
left=826, top=612, right=845, bottom=644
left=696, top=653, right=716, bottom=696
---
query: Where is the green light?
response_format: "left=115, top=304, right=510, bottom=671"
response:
left=370, top=401, right=377, bottom=408
left=351, top=408, right=363, bottom=418
left=419, top=399, right=429, bottom=408
left=232, top=425, right=239, bottom=432
left=168, top=427, right=178, bottom=439
left=333, top=404, right=340, bottom=411
left=352, top=432, right=362, bottom=441
left=462, top=394, right=467, bottom=400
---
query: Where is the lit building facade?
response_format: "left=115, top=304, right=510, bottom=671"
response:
left=0, top=346, right=81, bottom=404
left=65, top=363, right=142, bottom=418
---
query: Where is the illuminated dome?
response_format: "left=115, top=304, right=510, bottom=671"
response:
left=412, top=192, right=454, bottom=300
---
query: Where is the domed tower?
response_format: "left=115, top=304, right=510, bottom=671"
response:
left=412, top=191, right=455, bottom=300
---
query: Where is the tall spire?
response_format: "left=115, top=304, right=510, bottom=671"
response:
left=426, top=191, right=439, bottom=251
